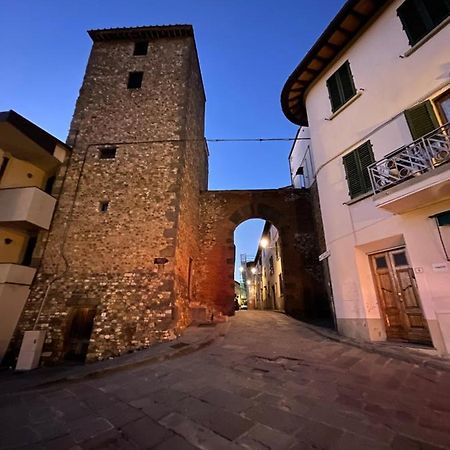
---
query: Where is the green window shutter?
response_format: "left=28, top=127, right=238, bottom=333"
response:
left=338, top=62, right=356, bottom=102
left=398, top=0, right=450, bottom=46
left=398, top=0, right=428, bottom=45
left=343, top=141, right=374, bottom=199
left=405, top=100, right=439, bottom=140
left=357, top=141, right=375, bottom=192
left=343, top=151, right=364, bottom=198
left=326, top=73, right=341, bottom=112
left=425, top=0, right=450, bottom=26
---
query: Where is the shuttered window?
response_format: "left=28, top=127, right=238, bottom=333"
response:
left=326, top=61, right=356, bottom=112
left=398, top=0, right=450, bottom=46
left=404, top=100, right=439, bottom=140
left=343, top=141, right=375, bottom=199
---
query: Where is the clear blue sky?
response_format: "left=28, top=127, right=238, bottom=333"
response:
left=0, top=0, right=345, bottom=280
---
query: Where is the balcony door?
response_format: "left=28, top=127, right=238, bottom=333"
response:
left=436, top=91, right=450, bottom=124
left=371, top=248, right=431, bottom=344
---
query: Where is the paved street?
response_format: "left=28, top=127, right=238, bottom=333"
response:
left=1, top=311, right=450, bottom=449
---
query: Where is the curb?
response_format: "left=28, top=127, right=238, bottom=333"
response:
left=300, top=321, right=450, bottom=372
left=0, top=321, right=230, bottom=396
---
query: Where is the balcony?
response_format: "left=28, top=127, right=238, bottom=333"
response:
left=0, top=264, right=36, bottom=286
left=369, top=123, right=450, bottom=214
left=0, top=187, right=56, bottom=230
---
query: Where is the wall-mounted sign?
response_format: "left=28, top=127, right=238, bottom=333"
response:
left=432, top=262, right=448, bottom=272
left=319, top=250, right=330, bottom=262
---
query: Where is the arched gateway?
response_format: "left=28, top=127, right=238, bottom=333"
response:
left=195, top=188, right=324, bottom=318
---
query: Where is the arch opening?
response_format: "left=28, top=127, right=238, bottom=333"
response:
left=234, top=219, right=285, bottom=313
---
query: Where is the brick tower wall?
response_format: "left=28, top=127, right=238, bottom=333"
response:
left=11, top=29, right=207, bottom=362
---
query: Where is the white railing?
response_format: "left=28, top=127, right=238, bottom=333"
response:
left=368, top=122, right=450, bottom=193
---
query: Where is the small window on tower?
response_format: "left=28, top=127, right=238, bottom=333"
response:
left=133, top=41, right=148, bottom=56
left=99, top=146, right=117, bottom=159
left=99, top=201, right=109, bottom=212
left=127, top=71, right=143, bottom=89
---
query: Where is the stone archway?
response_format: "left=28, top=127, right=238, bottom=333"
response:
left=195, top=188, right=324, bottom=318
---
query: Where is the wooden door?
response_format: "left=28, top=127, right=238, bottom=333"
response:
left=64, top=308, right=96, bottom=361
left=371, top=249, right=431, bottom=344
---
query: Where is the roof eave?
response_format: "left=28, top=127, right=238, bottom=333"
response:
left=281, top=0, right=392, bottom=126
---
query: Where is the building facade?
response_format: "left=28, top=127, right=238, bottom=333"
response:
left=282, top=0, right=450, bottom=354
left=250, top=222, right=285, bottom=311
left=0, top=111, right=70, bottom=362
left=10, top=25, right=208, bottom=363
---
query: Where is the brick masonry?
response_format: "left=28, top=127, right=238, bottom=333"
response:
left=196, top=189, right=325, bottom=318
left=9, top=25, right=326, bottom=364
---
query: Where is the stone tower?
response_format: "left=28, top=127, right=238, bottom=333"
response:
left=12, top=25, right=208, bottom=362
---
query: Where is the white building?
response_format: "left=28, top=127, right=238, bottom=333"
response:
left=249, top=222, right=285, bottom=311
left=283, top=0, right=450, bottom=354
left=0, top=111, right=70, bottom=362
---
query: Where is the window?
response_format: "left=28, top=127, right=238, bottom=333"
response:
left=99, top=201, right=109, bottom=212
left=404, top=100, right=439, bottom=140
left=133, top=41, right=148, bottom=56
left=99, top=146, right=117, bottom=159
left=45, top=176, right=56, bottom=194
left=22, top=236, right=37, bottom=266
left=0, top=156, right=9, bottom=181
left=398, top=0, right=450, bottom=46
left=435, top=91, right=450, bottom=124
left=326, top=61, right=356, bottom=112
left=269, top=256, right=274, bottom=275
left=127, top=71, right=143, bottom=89
left=343, top=141, right=375, bottom=199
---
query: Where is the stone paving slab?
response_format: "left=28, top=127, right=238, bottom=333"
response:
left=1, top=311, right=450, bottom=449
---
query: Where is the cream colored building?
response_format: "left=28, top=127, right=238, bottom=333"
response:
left=251, top=222, right=285, bottom=311
left=0, top=110, right=70, bottom=361
left=283, top=0, right=450, bottom=354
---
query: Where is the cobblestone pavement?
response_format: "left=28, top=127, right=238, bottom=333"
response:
left=1, top=311, right=450, bottom=450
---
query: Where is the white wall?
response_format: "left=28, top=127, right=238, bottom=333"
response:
left=289, top=127, right=315, bottom=188
left=303, top=0, right=450, bottom=353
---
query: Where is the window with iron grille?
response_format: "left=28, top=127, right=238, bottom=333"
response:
left=343, top=141, right=375, bottom=199
left=397, top=0, right=450, bottom=46
left=326, top=61, right=356, bottom=113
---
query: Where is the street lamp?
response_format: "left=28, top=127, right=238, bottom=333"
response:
left=260, top=237, right=269, bottom=248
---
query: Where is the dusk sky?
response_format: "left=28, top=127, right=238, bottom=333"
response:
left=0, top=0, right=345, bottom=280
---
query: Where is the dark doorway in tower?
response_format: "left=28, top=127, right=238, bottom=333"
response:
left=63, top=308, right=96, bottom=362
left=236, top=220, right=286, bottom=312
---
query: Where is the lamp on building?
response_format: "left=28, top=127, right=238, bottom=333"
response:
left=251, top=267, right=257, bottom=274
left=260, top=237, right=269, bottom=249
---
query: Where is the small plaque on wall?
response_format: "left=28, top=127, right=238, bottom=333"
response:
left=432, top=262, right=448, bottom=272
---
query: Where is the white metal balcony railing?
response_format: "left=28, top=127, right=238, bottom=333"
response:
left=368, top=122, right=450, bottom=193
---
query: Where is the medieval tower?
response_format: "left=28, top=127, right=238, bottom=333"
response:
left=12, top=25, right=208, bottom=362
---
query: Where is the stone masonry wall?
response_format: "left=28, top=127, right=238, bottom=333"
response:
left=196, top=189, right=325, bottom=318
left=11, top=33, right=206, bottom=362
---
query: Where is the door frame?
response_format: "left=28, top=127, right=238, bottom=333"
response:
left=369, top=247, right=431, bottom=344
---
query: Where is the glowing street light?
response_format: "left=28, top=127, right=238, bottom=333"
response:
left=239, top=266, right=244, bottom=273
left=246, top=280, right=251, bottom=286
left=251, top=267, right=257, bottom=274
left=260, top=237, right=269, bottom=249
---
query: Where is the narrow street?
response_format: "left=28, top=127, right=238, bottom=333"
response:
left=1, top=311, right=450, bottom=450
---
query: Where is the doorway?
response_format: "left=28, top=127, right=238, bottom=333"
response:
left=371, top=248, right=431, bottom=344
left=64, top=308, right=96, bottom=361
